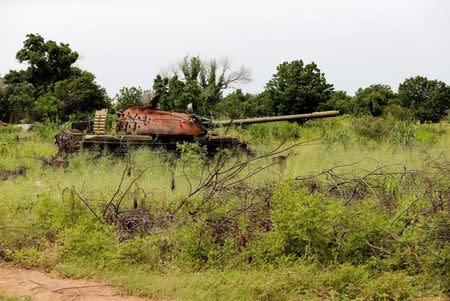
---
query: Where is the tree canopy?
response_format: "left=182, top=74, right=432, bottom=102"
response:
left=5, top=33, right=79, bottom=92
left=398, top=76, right=450, bottom=122
left=353, top=84, right=396, bottom=116
left=114, top=86, right=144, bottom=111
left=153, top=56, right=251, bottom=115
left=264, top=60, right=334, bottom=115
left=1, top=34, right=109, bottom=122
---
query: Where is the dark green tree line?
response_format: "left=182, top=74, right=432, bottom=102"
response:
left=1, top=35, right=448, bottom=123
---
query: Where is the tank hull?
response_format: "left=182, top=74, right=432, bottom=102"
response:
left=55, top=132, right=246, bottom=155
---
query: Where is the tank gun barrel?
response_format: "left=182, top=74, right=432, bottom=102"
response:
left=204, top=110, right=340, bottom=127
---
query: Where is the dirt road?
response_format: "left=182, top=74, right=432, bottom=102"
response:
left=0, top=263, right=149, bottom=301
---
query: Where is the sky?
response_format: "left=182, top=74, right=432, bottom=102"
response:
left=2, top=0, right=450, bottom=98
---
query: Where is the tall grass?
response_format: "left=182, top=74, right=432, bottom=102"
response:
left=0, top=116, right=449, bottom=300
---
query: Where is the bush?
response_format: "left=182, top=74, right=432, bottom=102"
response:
left=353, top=117, right=419, bottom=147
left=113, top=235, right=169, bottom=268
left=365, top=272, right=412, bottom=301
left=250, top=183, right=389, bottom=264
left=383, top=104, right=415, bottom=121
left=247, top=122, right=301, bottom=142
left=34, top=121, right=63, bottom=141
left=303, top=117, right=353, bottom=145
left=387, top=120, right=416, bottom=147
left=58, top=220, right=116, bottom=265
left=353, top=84, right=395, bottom=116
left=320, top=264, right=368, bottom=299
left=354, top=116, right=389, bottom=140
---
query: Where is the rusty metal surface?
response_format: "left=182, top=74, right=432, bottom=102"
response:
left=116, top=107, right=203, bottom=136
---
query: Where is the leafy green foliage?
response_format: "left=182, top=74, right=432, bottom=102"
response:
left=154, top=74, right=206, bottom=113
left=5, top=33, right=78, bottom=92
left=264, top=60, right=333, bottom=114
left=52, top=71, right=109, bottom=119
left=398, top=75, right=450, bottom=122
left=153, top=56, right=251, bottom=115
left=0, top=34, right=108, bottom=122
left=319, top=90, right=353, bottom=113
left=114, top=86, right=143, bottom=110
left=0, top=82, right=34, bottom=122
left=247, top=122, right=301, bottom=142
left=353, top=84, right=395, bottom=116
left=215, top=89, right=254, bottom=118
left=382, top=103, right=415, bottom=121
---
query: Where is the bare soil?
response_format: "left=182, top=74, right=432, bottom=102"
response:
left=0, top=263, right=150, bottom=301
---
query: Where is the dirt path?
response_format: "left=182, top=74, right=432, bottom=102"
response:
left=0, top=263, right=150, bottom=301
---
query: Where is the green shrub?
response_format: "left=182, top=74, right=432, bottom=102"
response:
left=365, top=272, right=412, bottom=300
left=383, top=104, right=415, bottom=121
left=320, top=264, right=368, bottom=299
left=354, top=116, right=389, bottom=140
left=387, top=120, right=416, bottom=147
left=247, top=122, right=301, bottom=143
left=34, top=121, right=62, bottom=141
left=415, top=123, right=446, bottom=144
left=113, top=235, right=169, bottom=268
left=304, top=117, right=353, bottom=145
left=58, top=219, right=116, bottom=266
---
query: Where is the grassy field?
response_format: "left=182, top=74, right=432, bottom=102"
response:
left=0, top=116, right=449, bottom=300
left=0, top=291, right=31, bottom=301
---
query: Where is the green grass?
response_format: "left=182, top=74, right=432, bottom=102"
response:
left=0, top=291, right=31, bottom=301
left=0, top=116, right=449, bottom=300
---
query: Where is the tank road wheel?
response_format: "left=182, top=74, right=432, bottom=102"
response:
left=205, top=135, right=249, bottom=155
left=55, top=130, right=82, bottom=154
left=112, top=143, right=129, bottom=156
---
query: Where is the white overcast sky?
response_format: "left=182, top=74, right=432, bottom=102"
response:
left=3, top=0, right=450, bottom=97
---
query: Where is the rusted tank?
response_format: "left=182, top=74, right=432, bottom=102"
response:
left=116, top=107, right=204, bottom=137
left=56, top=102, right=339, bottom=154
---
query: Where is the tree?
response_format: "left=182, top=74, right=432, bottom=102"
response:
left=51, top=71, right=109, bottom=120
left=153, top=74, right=205, bottom=113
left=264, top=60, right=333, bottom=115
left=4, top=33, right=79, bottom=93
left=153, top=56, right=251, bottom=115
left=114, top=86, right=143, bottom=110
left=398, top=76, right=450, bottom=122
left=353, top=84, right=395, bottom=116
left=0, top=82, right=35, bottom=122
left=215, top=89, right=255, bottom=118
left=319, top=90, right=353, bottom=113
left=34, top=91, right=60, bottom=120
left=1, top=34, right=109, bottom=121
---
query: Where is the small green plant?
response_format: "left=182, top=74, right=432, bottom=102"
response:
left=34, top=121, right=62, bottom=141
